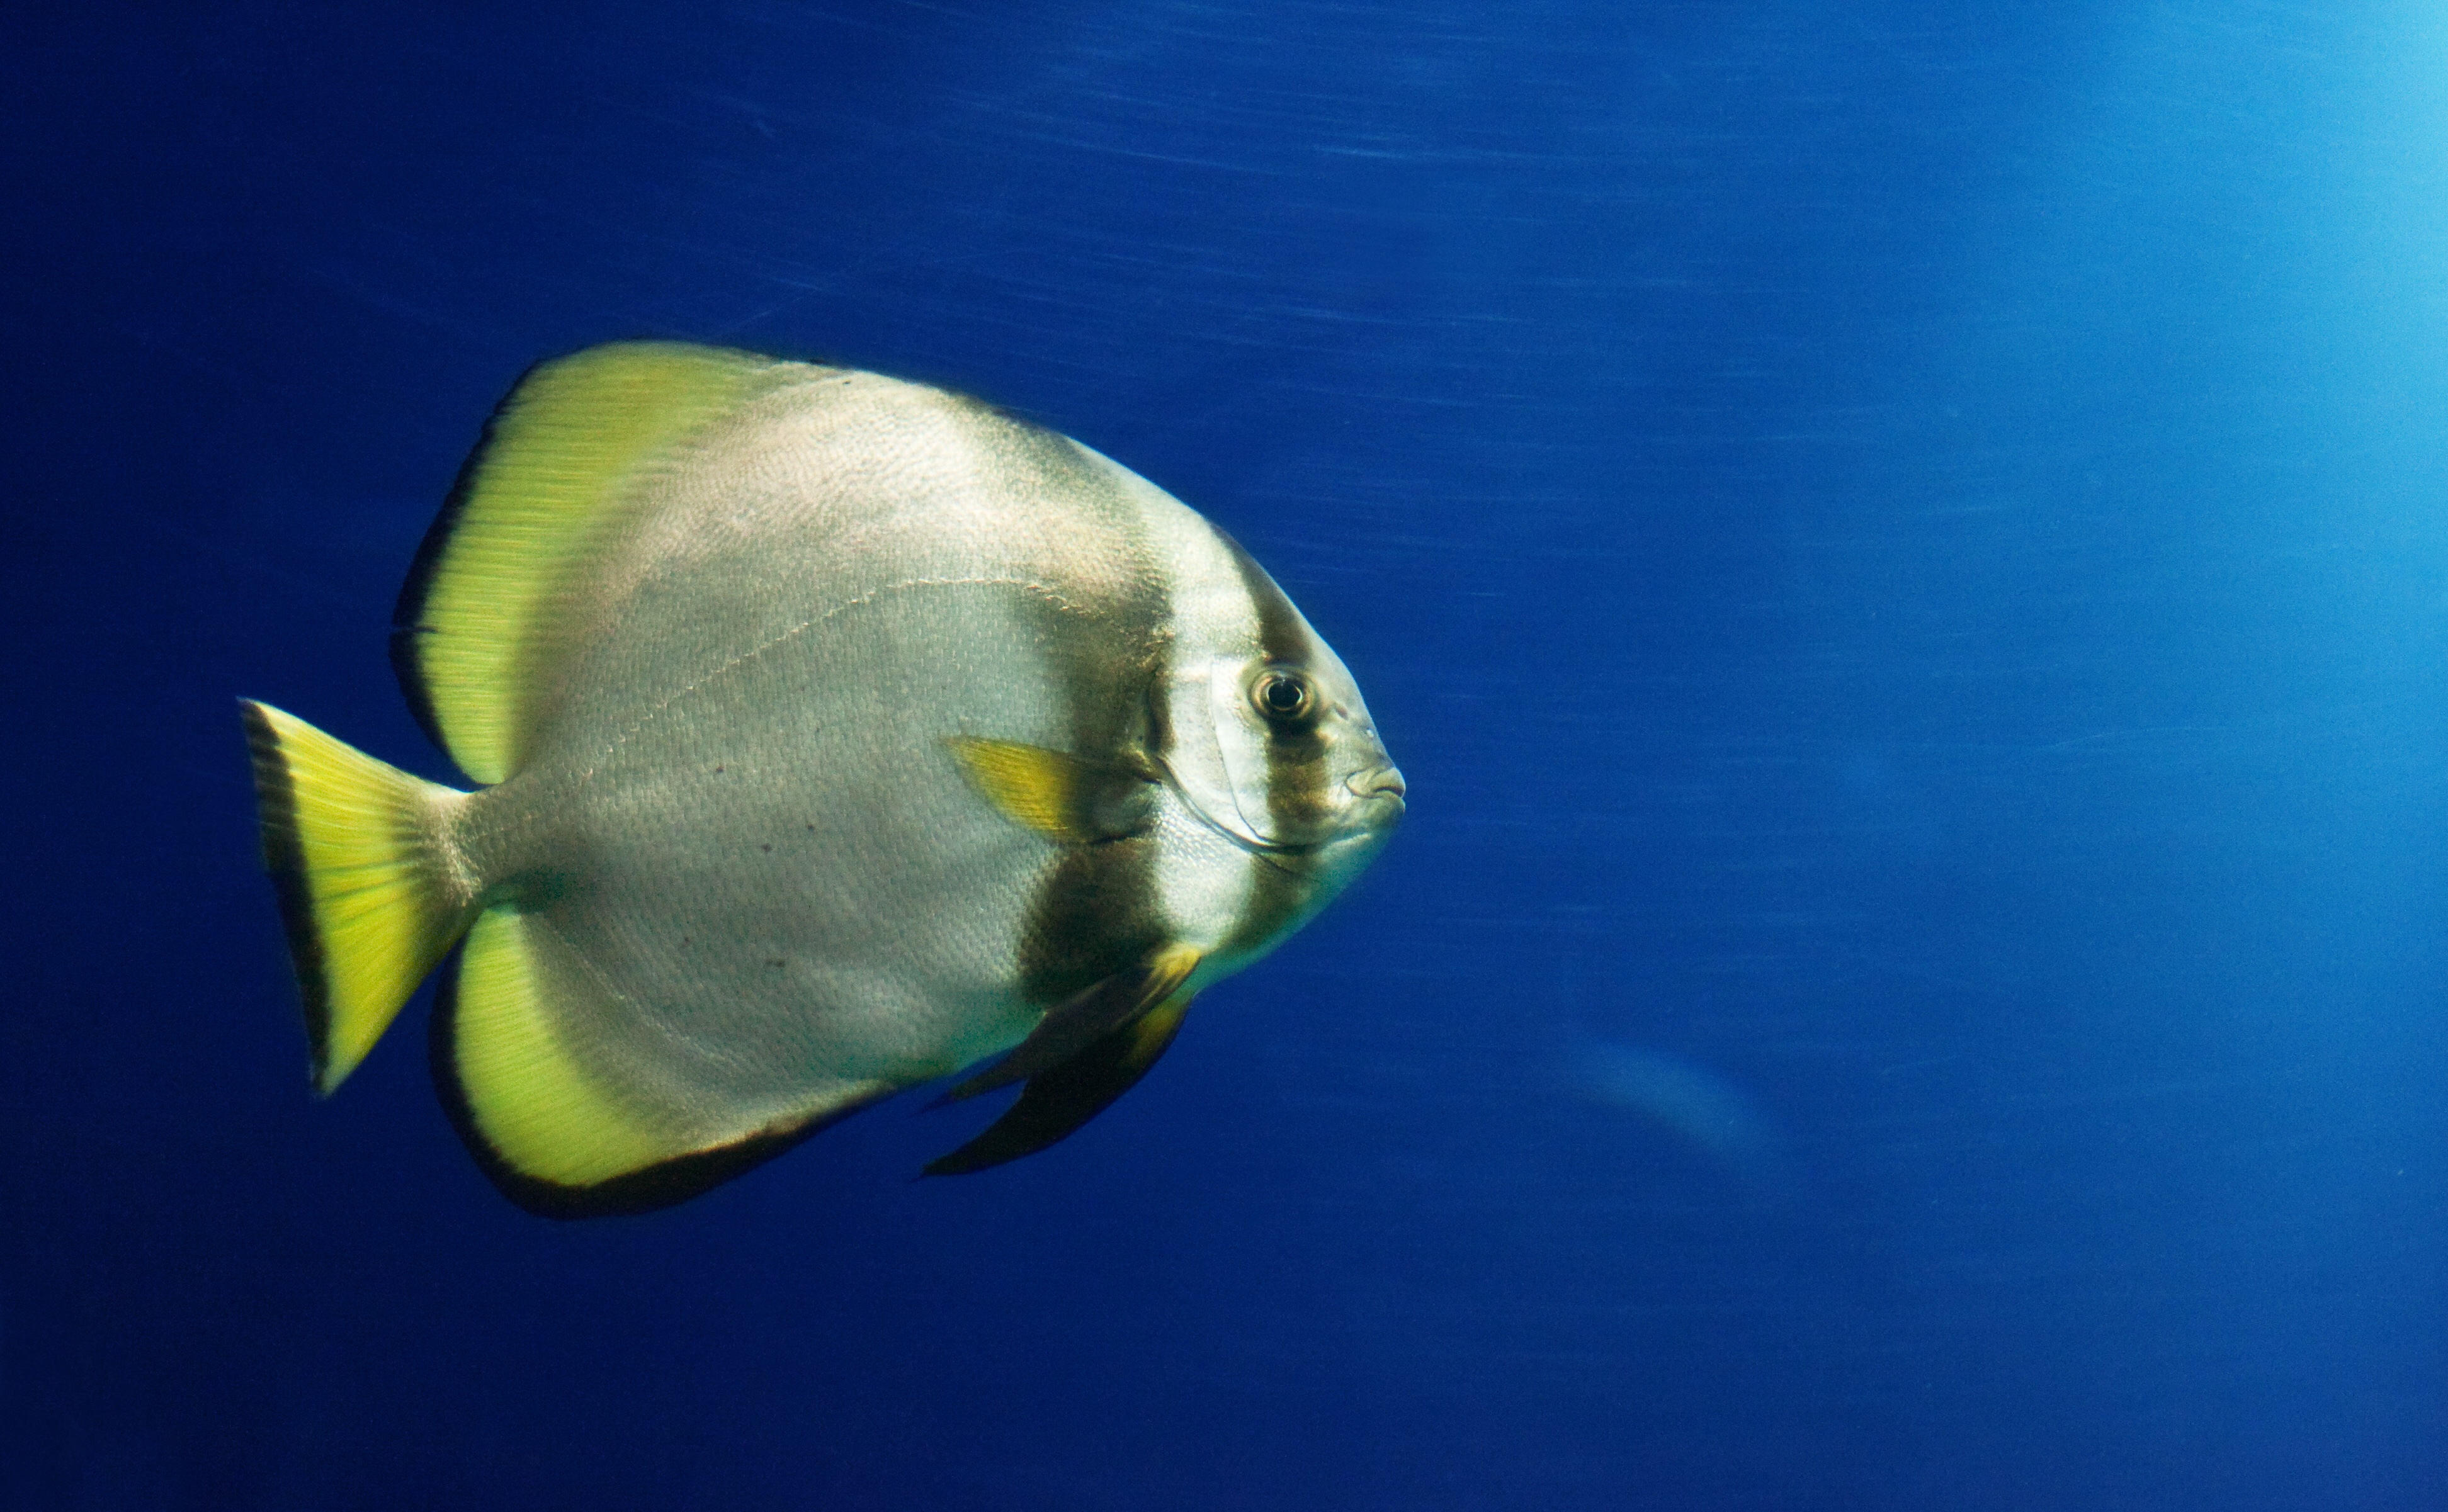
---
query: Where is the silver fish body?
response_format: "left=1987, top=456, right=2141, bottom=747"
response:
left=240, top=342, right=1402, bottom=1215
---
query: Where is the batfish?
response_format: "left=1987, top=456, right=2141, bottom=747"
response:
left=239, top=342, right=1404, bottom=1217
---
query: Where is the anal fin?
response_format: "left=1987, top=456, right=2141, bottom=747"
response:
left=434, top=906, right=887, bottom=1218
left=922, top=991, right=1195, bottom=1176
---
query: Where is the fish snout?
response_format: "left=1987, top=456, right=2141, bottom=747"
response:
left=1346, top=764, right=1407, bottom=814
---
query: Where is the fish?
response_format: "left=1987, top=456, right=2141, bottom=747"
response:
left=238, top=341, right=1405, bottom=1217
left=1568, top=1042, right=1790, bottom=1203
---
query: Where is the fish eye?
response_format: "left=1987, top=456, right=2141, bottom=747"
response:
left=1250, top=669, right=1318, bottom=725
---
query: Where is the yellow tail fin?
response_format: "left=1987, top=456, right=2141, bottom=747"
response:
left=239, top=700, right=477, bottom=1093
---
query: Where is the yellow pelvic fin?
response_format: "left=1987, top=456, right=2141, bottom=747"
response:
left=436, top=907, right=885, bottom=1218
left=923, top=990, right=1196, bottom=1176
left=939, top=943, right=1201, bottom=1104
left=945, top=736, right=1151, bottom=843
left=395, top=342, right=786, bottom=784
left=239, top=700, right=476, bottom=1093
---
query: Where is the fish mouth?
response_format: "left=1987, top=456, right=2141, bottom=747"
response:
left=1346, top=764, right=1407, bottom=816
left=1253, top=770, right=1405, bottom=871
left=1155, top=753, right=1407, bottom=862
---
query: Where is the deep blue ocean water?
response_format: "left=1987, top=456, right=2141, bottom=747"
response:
left=6, top=3, right=2445, bottom=1508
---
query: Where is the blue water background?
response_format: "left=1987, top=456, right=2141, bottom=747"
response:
left=6, top=3, right=2444, bottom=1507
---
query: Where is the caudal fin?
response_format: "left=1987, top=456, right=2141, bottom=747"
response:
left=239, top=700, right=477, bottom=1093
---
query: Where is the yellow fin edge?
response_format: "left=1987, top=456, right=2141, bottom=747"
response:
left=447, top=908, right=677, bottom=1187
left=438, top=907, right=892, bottom=1216
left=403, top=342, right=785, bottom=784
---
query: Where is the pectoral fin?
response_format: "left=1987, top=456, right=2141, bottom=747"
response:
left=922, top=991, right=1194, bottom=1176
left=946, top=736, right=1152, bottom=843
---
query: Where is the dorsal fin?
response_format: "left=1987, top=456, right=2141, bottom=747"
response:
left=390, top=341, right=785, bottom=784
